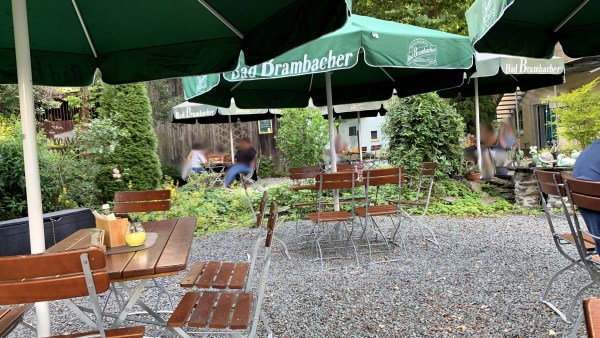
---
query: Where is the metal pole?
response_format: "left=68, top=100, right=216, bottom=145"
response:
left=228, top=115, right=235, bottom=161
left=515, top=90, right=521, bottom=153
left=357, top=111, right=363, bottom=162
left=474, top=78, right=483, bottom=173
left=11, top=0, right=51, bottom=335
left=325, top=72, right=339, bottom=211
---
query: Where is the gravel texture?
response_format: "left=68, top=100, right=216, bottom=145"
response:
left=8, top=215, right=599, bottom=337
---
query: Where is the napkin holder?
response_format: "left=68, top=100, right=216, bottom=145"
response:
left=95, top=218, right=128, bottom=248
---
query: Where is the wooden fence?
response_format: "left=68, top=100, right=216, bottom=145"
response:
left=154, top=119, right=284, bottom=172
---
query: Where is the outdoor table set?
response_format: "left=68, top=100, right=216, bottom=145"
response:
left=288, top=162, right=438, bottom=270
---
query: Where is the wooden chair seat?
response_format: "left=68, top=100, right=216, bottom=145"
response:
left=584, top=297, right=600, bottom=338
left=557, top=233, right=595, bottom=251
left=308, top=211, right=353, bottom=223
left=168, top=291, right=253, bottom=330
left=355, top=205, right=399, bottom=217
left=46, top=326, right=145, bottom=338
left=180, top=261, right=249, bottom=290
left=0, top=304, right=31, bottom=338
left=293, top=201, right=316, bottom=208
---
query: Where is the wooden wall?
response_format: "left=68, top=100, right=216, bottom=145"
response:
left=154, top=119, right=284, bottom=171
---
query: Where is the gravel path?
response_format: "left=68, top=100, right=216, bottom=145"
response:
left=8, top=215, right=598, bottom=337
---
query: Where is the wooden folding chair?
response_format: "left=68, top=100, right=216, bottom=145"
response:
left=387, top=162, right=438, bottom=245
left=0, top=247, right=144, bottom=338
left=562, top=178, right=600, bottom=331
left=0, top=304, right=33, bottom=338
left=583, top=297, right=600, bottom=338
left=307, top=172, right=360, bottom=271
left=113, top=189, right=174, bottom=311
left=180, top=191, right=272, bottom=291
left=354, top=167, right=405, bottom=262
left=534, top=170, right=595, bottom=323
left=168, top=203, right=279, bottom=338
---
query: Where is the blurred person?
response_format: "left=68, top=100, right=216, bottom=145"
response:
left=324, top=134, right=350, bottom=164
left=182, top=142, right=209, bottom=179
left=572, top=139, right=600, bottom=250
left=222, top=137, right=257, bottom=187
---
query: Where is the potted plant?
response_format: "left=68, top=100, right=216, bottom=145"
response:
left=462, top=160, right=481, bottom=181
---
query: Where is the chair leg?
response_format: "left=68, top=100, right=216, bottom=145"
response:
left=566, top=311, right=585, bottom=338
left=540, top=260, right=580, bottom=323
left=273, top=235, right=291, bottom=259
left=566, top=280, right=597, bottom=324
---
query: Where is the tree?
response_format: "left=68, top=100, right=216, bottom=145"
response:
left=0, top=85, right=61, bottom=117
left=147, top=79, right=183, bottom=123
left=544, top=78, right=600, bottom=148
left=451, top=95, right=497, bottom=135
left=353, top=0, right=473, bottom=34
left=276, top=108, right=329, bottom=168
left=383, top=93, right=465, bottom=178
left=95, top=83, right=162, bottom=201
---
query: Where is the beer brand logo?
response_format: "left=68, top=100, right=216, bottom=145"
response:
left=407, top=39, right=438, bottom=67
left=195, top=75, right=208, bottom=94
left=482, top=0, right=496, bottom=29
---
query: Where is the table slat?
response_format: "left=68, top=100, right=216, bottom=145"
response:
left=45, top=229, right=92, bottom=253
left=121, top=218, right=177, bottom=279
left=155, top=217, right=196, bottom=274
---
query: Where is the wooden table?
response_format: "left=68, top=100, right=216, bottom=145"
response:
left=47, top=217, right=196, bottom=329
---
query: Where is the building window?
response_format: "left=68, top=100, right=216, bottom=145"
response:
left=370, top=130, right=378, bottom=141
left=349, top=126, right=357, bottom=136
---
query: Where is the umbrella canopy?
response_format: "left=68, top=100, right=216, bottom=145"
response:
left=0, top=0, right=350, bottom=85
left=171, top=101, right=274, bottom=124
left=319, top=101, right=387, bottom=119
left=439, top=53, right=565, bottom=98
left=182, top=15, right=474, bottom=108
left=467, top=0, right=600, bottom=58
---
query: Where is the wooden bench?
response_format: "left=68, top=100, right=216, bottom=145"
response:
left=0, top=247, right=144, bottom=338
left=0, top=304, right=32, bottom=338
left=169, top=203, right=279, bottom=337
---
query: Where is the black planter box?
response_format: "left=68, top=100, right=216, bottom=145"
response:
left=0, top=208, right=95, bottom=256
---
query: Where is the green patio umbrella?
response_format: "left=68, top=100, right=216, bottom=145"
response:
left=171, top=101, right=274, bottom=159
left=3, top=0, right=348, bottom=334
left=182, top=15, right=474, bottom=177
left=439, top=53, right=565, bottom=173
left=467, top=0, right=600, bottom=58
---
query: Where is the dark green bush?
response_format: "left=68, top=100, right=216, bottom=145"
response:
left=383, top=93, right=465, bottom=178
left=95, top=83, right=162, bottom=201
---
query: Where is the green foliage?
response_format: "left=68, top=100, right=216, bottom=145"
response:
left=147, top=79, right=182, bottom=123
left=353, top=0, right=473, bottom=34
left=544, top=78, right=600, bottom=148
left=95, top=83, right=162, bottom=201
left=276, top=108, right=329, bottom=168
left=451, top=96, right=497, bottom=135
left=258, top=155, right=276, bottom=178
left=383, top=93, right=466, bottom=178
left=0, top=85, right=61, bottom=117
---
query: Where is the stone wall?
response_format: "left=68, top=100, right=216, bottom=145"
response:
left=514, top=168, right=540, bottom=208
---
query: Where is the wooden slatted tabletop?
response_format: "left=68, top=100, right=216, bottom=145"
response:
left=47, top=217, right=196, bottom=282
left=585, top=297, right=600, bottom=338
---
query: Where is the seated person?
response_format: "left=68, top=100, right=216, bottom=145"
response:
left=182, top=142, right=209, bottom=179
left=324, top=134, right=350, bottom=164
left=222, top=137, right=257, bottom=188
left=572, top=139, right=600, bottom=251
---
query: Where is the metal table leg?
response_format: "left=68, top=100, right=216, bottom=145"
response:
left=109, top=279, right=168, bottom=328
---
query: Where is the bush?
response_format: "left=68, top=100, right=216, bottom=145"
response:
left=95, top=83, right=162, bottom=201
left=383, top=93, right=466, bottom=178
left=451, top=95, right=497, bottom=135
left=276, top=108, right=329, bottom=168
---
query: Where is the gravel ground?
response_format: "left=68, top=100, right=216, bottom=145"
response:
left=8, top=214, right=599, bottom=337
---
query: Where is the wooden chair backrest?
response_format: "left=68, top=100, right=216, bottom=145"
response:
left=316, top=172, right=358, bottom=190
left=371, top=145, right=382, bottom=151
left=420, top=162, right=437, bottom=177
left=566, top=178, right=600, bottom=212
left=265, top=202, right=278, bottom=248
left=0, top=247, right=109, bottom=305
left=534, top=170, right=565, bottom=196
left=113, top=190, right=171, bottom=213
left=337, top=162, right=364, bottom=173
left=256, top=191, right=269, bottom=228
left=289, top=166, right=321, bottom=180
left=363, top=167, right=404, bottom=187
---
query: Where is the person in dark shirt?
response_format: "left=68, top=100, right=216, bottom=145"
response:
left=572, top=139, right=600, bottom=250
left=223, top=137, right=257, bottom=187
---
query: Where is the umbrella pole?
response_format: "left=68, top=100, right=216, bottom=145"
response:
left=11, top=0, right=51, bottom=335
left=325, top=72, right=339, bottom=211
left=357, top=111, right=362, bottom=162
left=228, top=115, right=235, bottom=161
left=514, top=90, right=521, bottom=154
left=474, top=78, right=483, bottom=173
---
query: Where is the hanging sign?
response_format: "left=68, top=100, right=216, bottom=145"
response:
left=258, top=120, right=273, bottom=134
